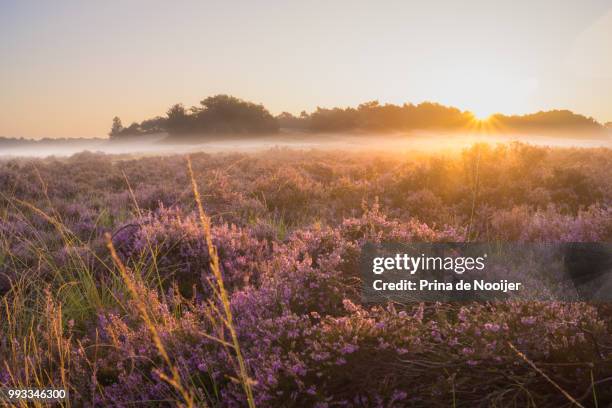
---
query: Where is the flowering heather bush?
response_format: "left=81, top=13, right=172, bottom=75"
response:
left=112, top=206, right=270, bottom=297
left=0, top=143, right=611, bottom=407
left=489, top=205, right=612, bottom=242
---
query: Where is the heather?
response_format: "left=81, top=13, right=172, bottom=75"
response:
left=0, top=142, right=611, bottom=407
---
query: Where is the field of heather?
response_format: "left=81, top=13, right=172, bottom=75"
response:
left=1, top=142, right=611, bottom=407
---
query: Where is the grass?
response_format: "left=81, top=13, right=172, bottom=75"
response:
left=1, top=159, right=257, bottom=407
left=187, top=156, right=256, bottom=408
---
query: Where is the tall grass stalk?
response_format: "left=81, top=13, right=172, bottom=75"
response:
left=187, top=156, right=256, bottom=408
left=2, top=289, right=72, bottom=408
left=105, top=234, right=196, bottom=408
left=508, top=342, right=585, bottom=408
left=6, top=196, right=122, bottom=320
left=121, top=170, right=168, bottom=302
left=466, top=145, right=481, bottom=242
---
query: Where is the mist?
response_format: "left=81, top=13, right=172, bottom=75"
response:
left=1, top=131, right=611, bottom=159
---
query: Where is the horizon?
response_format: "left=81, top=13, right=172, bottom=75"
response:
left=1, top=93, right=611, bottom=141
left=1, top=0, right=611, bottom=139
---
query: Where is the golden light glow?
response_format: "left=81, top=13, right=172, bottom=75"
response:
left=465, top=112, right=505, bottom=135
left=470, top=111, right=493, bottom=122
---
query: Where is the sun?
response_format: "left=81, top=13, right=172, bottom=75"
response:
left=470, top=108, right=494, bottom=121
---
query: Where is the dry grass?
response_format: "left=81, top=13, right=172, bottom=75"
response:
left=187, top=155, right=256, bottom=408
left=508, top=342, right=585, bottom=408
left=106, top=234, right=196, bottom=408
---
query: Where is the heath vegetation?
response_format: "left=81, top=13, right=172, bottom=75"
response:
left=0, top=142, right=611, bottom=407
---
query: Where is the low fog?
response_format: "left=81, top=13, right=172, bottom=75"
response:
left=1, top=132, right=611, bottom=159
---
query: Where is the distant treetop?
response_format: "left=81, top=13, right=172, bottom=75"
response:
left=109, top=95, right=609, bottom=139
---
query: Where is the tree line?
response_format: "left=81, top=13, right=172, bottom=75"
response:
left=109, top=94, right=610, bottom=139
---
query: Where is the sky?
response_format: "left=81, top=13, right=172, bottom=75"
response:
left=1, top=0, right=611, bottom=139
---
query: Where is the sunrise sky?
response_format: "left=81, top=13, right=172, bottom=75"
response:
left=1, top=0, right=611, bottom=139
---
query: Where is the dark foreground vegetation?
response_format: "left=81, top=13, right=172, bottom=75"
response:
left=1, top=143, right=611, bottom=406
left=108, top=94, right=612, bottom=140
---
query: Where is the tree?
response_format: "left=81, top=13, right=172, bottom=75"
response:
left=166, top=104, right=191, bottom=133
left=109, top=116, right=123, bottom=137
left=140, top=116, right=166, bottom=133
left=186, top=95, right=279, bottom=134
